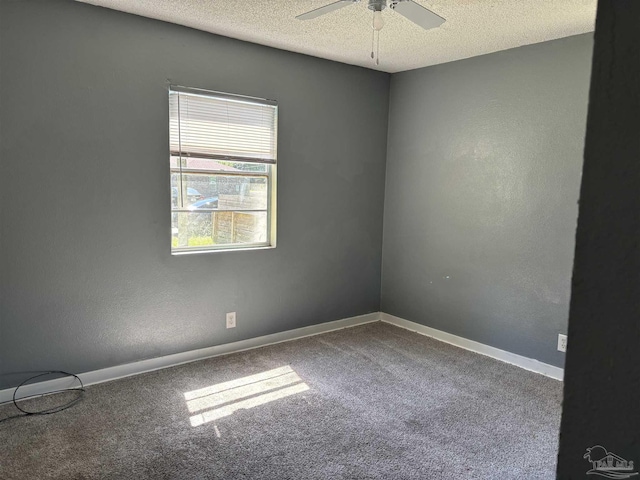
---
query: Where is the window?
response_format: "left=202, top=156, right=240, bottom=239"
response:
left=169, top=86, right=277, bottom=253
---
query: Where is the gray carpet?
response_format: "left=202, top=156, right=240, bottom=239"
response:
left=0, top=322, right=562, bottom=479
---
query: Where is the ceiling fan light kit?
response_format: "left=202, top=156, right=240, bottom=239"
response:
left=296, top=0, right=445, bottom=66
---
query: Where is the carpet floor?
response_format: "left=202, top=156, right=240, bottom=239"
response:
left=0, top=322, right=562, bottom=479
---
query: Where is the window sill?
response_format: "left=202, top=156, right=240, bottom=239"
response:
left=171, top=244, right=276, bottom=256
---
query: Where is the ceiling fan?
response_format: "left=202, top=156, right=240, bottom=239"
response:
left=296, top=0, right=445, bottom=65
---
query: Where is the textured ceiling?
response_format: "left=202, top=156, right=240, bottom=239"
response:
left=75, top=0, right=597, bottom=73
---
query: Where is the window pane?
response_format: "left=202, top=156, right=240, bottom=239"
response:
left=172, top=172, right=268, bottom=211
left=170, top=174, right=207, bottom=208
left=172, top=211, right=268, bottom=248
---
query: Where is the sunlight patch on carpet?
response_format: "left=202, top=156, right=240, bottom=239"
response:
left=185, top=366, right=309, bottom=427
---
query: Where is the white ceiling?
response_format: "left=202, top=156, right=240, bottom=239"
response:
left=75, top=0, right=597, bottom=73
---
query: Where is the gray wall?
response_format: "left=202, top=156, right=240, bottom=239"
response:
left=381, top=34, right=593, bottom=367
left=558, top=2, right=640, bottom=475
left=0, top=0, right=389, bottom=389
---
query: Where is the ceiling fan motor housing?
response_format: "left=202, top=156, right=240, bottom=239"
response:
left=367, top=0, right=387, bottom=12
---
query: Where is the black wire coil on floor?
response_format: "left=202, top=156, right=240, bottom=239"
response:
left=13, top=371, right=85, bottom=415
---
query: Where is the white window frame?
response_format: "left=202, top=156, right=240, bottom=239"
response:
left=169, top=86, right=277, bottom=254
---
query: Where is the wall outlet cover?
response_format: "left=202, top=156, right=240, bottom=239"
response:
left=558, top=334, right=567, bottom=352
left=226, top=312, right=236, bottom=329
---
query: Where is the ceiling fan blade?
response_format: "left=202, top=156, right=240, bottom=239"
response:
left=391, top=0, right=445, bottom=31
left=296, top=0, right=357, bottom=21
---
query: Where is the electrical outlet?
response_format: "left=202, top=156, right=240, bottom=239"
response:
left=226, top=312, right=236, bottom=329
left=558, top=334, right=567, bottom=352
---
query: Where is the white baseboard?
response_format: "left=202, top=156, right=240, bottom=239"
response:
left=1, top=311, right=563, bottom=405
left=381, top=313, right=564, bottom=381
left=0, top=312, right=381, bottom=405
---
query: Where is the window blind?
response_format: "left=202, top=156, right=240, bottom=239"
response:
left=170, top=87, right=278, bottom=164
